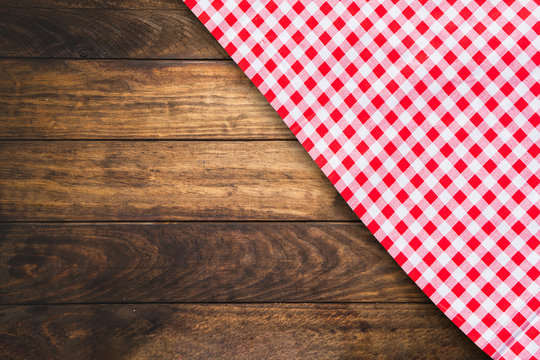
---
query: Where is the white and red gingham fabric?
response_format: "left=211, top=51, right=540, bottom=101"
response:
left=183, top=0, right=539, bottom=358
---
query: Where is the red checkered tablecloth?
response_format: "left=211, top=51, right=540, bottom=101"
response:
left=183, top=0, right=539, bottom=358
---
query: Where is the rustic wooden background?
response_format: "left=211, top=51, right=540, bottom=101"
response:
left=0, top=1, right=491, bottom=359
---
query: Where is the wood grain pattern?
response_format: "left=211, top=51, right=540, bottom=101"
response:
left=0, top=8, right=226, bottom=59
left=3, top=0, right=184, bottom=8
left=0, top=223, right=425, bottom=304
left=0, top=141, right=356, bottom=221
left=0, top=304, right=490, bottom=360
left=0, top=60, right=289, bottom=139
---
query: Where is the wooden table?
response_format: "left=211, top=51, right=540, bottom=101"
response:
left=0, top=1, right=490, bottom=359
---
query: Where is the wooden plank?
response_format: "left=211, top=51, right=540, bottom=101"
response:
left=0, top=303, right=489, bottom=359
left=0, top=223, right=425, bottom=303
left=0, top=141, right=356, bottom=221
left=0, top=8, right=226, bottom=59
left=3, top=0, right=185, bottom=9
left=0, top=60, right=289, bottom=139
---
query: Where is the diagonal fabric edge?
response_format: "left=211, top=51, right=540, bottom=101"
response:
left=183, top=1, right=539, bottom=359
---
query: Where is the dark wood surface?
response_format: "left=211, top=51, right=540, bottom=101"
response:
left=0, top=223, right=424, bottom=303
left=0, top=0, right=489, bottom=359
left=2, top=0, right=185, bottom=9
left=0, top=6, right=226, bottom=59
left=0, top=304, right=485, bottom=360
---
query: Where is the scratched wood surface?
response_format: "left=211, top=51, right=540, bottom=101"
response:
left=0, top=304, right=485, bottom=360
left=0, top=223, right=424, bottom=303
left=0, top=0, right=489, bottom=359
left=0, top=6, right=226, bottom=58
left=0, top=60, right=288, bottom=139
